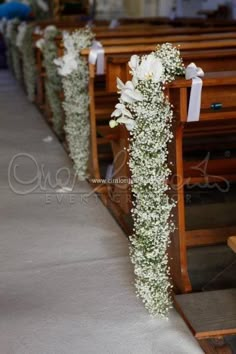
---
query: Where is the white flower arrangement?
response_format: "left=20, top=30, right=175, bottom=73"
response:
left=110, top=43, right=185, bottom=317
left=54, top=28, right=94, bottom=179
left=19, top=24, right=37, bottom=101
left=16, top=22, right=27, bottom=49
left=35, top=37, right=45, bottom=50
left=5, top=19, right=21, bottom=80
left=39, top=25, right=64, bottom=138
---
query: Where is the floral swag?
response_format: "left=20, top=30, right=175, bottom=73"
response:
left=54, top=28, right=94, bottom=179
left=36, top=25, right=64, bottom=138
left=0, top=20, right=36, bottom=101
left=1, top=19, right=20, bottom=78
left=110, top=44, right=185, bottom=317
left=19, top=23, right=37, bottom=102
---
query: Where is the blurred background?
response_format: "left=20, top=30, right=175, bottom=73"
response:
left=89, top=0, right=236, bottom=20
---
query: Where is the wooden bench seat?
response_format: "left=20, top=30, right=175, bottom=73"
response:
left=175, top=289, right=236, bottom=339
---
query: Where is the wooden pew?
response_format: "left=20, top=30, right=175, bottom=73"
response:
left=80, top=46, right=236, bottom=290
left=171, top=74, right=236, bottom=351
left=167, top=71, right=236, bottom=292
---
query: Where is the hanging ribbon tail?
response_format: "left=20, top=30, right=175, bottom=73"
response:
left=185, top=63, right=204, bottom=122
left=109, top=19, right=120, bottom=29
left=88, top=40, right=105, bottom=75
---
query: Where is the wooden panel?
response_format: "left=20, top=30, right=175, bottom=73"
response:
left=201, top=85, right=236, bottom=110
left=174, top=289, right=236, bottom=339
left=184, top=158, right=236, bottom=179
left=186, top=227, right=236, bottom=247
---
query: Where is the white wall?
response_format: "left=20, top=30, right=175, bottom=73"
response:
left=95, top=0, right=235, bottom=19
left=124, top=0, right=175, bottom=18
left=123, top=0, right=142, bottom=17
left=180, top=0, right=202, bottom=17
left=157, top=0, right=175, bottom=17
left=201, top=0, right=226, bottom=10
left=95, top=0, right=124, bottom=19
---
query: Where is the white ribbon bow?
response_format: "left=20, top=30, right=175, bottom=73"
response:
left=185, top=63, right=204, bottom=122
left=89, top=40, right=105, bottom=75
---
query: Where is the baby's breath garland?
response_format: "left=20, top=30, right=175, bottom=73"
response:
left=54, top=28, right=94, bottom=179
left=110, top=44, right=185, bottom=317
left=4, top=19, right=20, bottom=76
left=7, top=19, right=21, bottom=80
left=19, top=24, right=36, bottom=101
left=37, top=26, right=64, bottom=138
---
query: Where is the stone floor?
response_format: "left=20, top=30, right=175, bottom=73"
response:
left=0, top=70, right=204, bottom=353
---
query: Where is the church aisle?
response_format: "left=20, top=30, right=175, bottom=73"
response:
left=0, top=70, right=202, bottom=354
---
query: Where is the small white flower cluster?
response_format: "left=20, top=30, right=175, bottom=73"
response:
left=110, top=44, right=184, bottom=317
left=54, top=28, right=94, bottom=179
left=2, top=20, right=36, bottom=98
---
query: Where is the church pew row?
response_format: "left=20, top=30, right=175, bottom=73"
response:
left=35, top=29, right=236, bottom=136
left=35, top=16, right=236, bottom=29
left=78, top=41, right=236, bottom=180
left=32, top=34, right=236, bottom=179
left=32, top=17, right=236, bottom=104
left=34, top=19, right=236, bottom=92
left=33, top=25, right=236, bottom=126
left=33, top=24, right=236, bottom=199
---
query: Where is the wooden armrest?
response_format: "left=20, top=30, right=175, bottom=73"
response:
left=228, top=236, right=236, bottom=253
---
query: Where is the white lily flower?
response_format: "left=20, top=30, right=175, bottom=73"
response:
left=109, top=120, right=118, bottom=128
left=35, top=38, right=45, bottom=51
left=128, top=55, right=139, bottom=71
left=117, top=78, right=143, bottom=104
left=111, top=103, right=133, bottom=119
left=117, top=117, right=136, bottom=131
left=63, top=32, right=76, bottom=54
left=110, top=103, right=135, bottom=130
left=54, top=52, right=78, bottom=76
left=133, top=53, right=163, bottom=83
